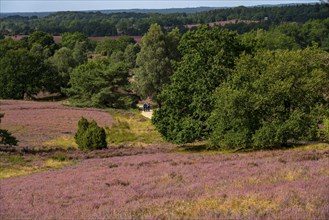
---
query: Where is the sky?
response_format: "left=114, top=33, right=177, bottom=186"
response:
left=0, top=0, right=320, bottom=13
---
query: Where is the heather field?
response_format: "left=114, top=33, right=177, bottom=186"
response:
left=0, top=100, right=113, bottom=149
left=0, top=100, right=329, bottom=219
left=1, top=144, right=329, bottom=219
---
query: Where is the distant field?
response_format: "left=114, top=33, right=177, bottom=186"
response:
left=0, top=100, right=113, bottom=149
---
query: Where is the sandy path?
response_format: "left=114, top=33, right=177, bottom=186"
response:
left=141, top=110, right=153, bottom=119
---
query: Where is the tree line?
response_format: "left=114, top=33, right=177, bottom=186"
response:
left=1, top=16, right=329, bottom=149
left=1, top=4, right=328, bottom=37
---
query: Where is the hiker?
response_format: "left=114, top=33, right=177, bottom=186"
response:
left=143, top=103, right=147, bottom=112
left=147, top=103, right=151, bottom=111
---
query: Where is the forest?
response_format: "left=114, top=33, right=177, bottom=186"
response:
left=1, top=3, right=329, bottom=36
left=1, top=3, right=329, bottom=150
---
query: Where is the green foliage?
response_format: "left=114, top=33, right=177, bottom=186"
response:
left=72, top=41, right=88, bottom=65
left=74, top=117, right=107, bottom=150
left=64, top=59, right=137, bottom=108
left=320, top=118, right=329, bottom=142
left=0, top=113, right=18, bottom=146
left=1, top=4, right=328, bottom=37
left=123, top=44, right=140, bottom=68
left=240, top=29, right=300, bottom=51
left=209, top=48, right=329, bottom=149
left=48, top=47, right=76, bottom=89
left=133, top=24, right=181, bottom=102
left=153, top=26, right=243, bottom=144
left=0, top=38, right=27, bottom=58
left=95, top=36, right=135, bottom=56
left=27, top=31, right=56, bottom=55
left=61, top=32, right=89, bottom=49
left=0, top=48, right=56, bottom=99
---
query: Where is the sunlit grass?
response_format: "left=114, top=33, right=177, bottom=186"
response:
left=116, top=194, right=279, bottom=218
left=0, top=154, right=75, bottom=180
left=106, top=109, right=163, bottom=146
left=295, top=143, right=329, bottom=150
left=43, top=135, right=78, bottom=149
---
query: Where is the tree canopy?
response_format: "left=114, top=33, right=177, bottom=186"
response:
left=133, top=24, right=181, bottom=102
left=64, top=58, right=137, bottom=108
left=209, top=47, right=329, bottom=149
left=152, top=26, right=243, bottom=143
left=0, top=48, right=56, bottom=99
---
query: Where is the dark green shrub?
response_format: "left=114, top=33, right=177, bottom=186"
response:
left=74, top=117, right=107, bottom=150
left=0, top=113, right=18, bottom=147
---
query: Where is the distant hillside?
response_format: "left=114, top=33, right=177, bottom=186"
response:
left=0, top=7, right=220, bottom=18
left=99, top=7, right=223, bottom=14
left=1, top=3, right=327, bottom=37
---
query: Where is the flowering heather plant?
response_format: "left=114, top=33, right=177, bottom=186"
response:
left=0, top=144, right=328, bottom=219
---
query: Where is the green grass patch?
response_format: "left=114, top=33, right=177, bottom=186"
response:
left=0, top=154, right=27, bottom=165
left=43, top=136, right=78, bottom=150
left=0, top=153, right=76, bottom=180
left=106, top=109, right=163, bottom=146
left=293, top=143, right=329, bottom=151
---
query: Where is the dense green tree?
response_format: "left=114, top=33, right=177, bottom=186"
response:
left=0, top=38, right=26, bottom=58
left=75, top=117, right=107, bottom=150
left=28, top=31, right=54, bottom=47
left=48, top=47, right=76, bottom=88
left=64, top=59, right=136, bottom=108
left=0, top=113, right=18, bottom=147
left=123, top=44, right=140, bottom=68
left=133, top=24, right=181, bottom=102
left=209, top=48, right=329, bottom=149
left=152, top=26, right=243, bottom=143
left=0, top=48, right=55, bottom=99
left=61, top=32, right=89, bottom=49
left=95, top=36, right=135, bottom=56
left=240, top=29, right=300, bottom=51
left=28, top=31, right=56, bottom=55
left=72, top=41, right=88, bottom=65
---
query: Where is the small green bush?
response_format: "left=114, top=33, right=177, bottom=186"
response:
left=74, top=117, right=107, bottom=150
left=0, top=113, right=18, bottom=147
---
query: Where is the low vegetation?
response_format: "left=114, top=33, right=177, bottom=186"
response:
left=75, top=117, right=107, bottom=150
left=106, top=109, right=163, bottom=146
left=1, top=143, right=328, bottom=219
left=0, top=113, right=18, bottom=146
left=0, top=153, right=75, bottom=179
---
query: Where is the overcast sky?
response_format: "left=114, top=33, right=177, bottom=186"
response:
left=1, top=0, right=320, bottom=13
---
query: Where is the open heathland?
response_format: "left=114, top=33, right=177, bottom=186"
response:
left=0, top=100, right=328, bottom=219
left=0, top=100, right=113, bottom=149
left=0, top=144, right=328, bottom=219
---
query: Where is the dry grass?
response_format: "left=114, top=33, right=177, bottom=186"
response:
left=106, top=109, right=163, bottom=146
